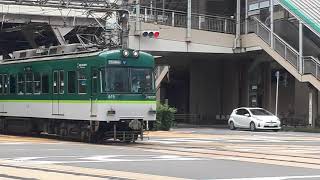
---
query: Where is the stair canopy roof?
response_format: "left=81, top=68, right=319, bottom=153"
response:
left=280, top=0, right=320, bottom=37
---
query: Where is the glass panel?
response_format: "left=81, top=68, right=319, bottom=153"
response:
left=59, top=71, right=64, bottom=94
left=42, top=74, right=49, bottom=93
left=92, top=69, right=98, bottom=94
left=100, top=69, right=106, bottom=93
left=78, top=70, right=87, bottom=94
left=34, top=72, right=41, bottom=94
left=130, top=68, right=154, bottom=93
left=26, top=73, right=33, bottom=94
left=106, top=68, right=129, bottom=92
left=53, top=71, right=58, bottom=94
left=9, top=75, right=16, bottom=94
left=67, top=71, right=76, bottom=93
left=17, top=73, right=24, bottom=95
left=0, top=75, right=3, bottom=94
left=3, top=74, right=8, bottom=94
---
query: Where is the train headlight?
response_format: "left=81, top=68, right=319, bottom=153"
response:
left=122, top=50, right=130, bottom=57
left=133, top=50, right=139, bottom=58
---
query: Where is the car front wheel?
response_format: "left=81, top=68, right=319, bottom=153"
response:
left=229, top=121, right=236, bottom=130
left=250, top=122, right=256, bottom=131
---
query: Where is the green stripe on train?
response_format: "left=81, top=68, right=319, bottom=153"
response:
left=0, top=99, right=156, bottom=104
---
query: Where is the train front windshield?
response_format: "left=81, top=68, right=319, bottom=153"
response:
left=103, top=67, right=154, bottom=93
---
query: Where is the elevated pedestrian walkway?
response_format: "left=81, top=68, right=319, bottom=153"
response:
left=279, top=0, right=320, bottom=38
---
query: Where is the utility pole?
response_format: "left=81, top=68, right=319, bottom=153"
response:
left=187, top=0, right=191, bottom=41
left=275, top=71, right=280, bottom=116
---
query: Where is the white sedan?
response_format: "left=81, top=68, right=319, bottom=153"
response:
left=228, top=107, right=281, bottom=131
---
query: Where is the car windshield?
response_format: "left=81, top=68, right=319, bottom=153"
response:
left=249, top=109, right=273, bottom=116
left=103, top=67, right=154, bottom=93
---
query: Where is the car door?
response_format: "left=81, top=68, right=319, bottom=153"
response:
left=234, top=109, right=245, bottom=127
left=242, top=109, right=251, bottom=128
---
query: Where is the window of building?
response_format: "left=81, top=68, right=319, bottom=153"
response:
left=78, top=70, right=87, bottom=94
left=9, top=75, right=16, bottom=94
left=17, top=73, right=24, bottom=94
left=26, top=73, right=33, bottom=94
left=67, top=71, right=76, bottom=94
left=42, top=74, right=49, bottom=94
left=34, top=72, right=41, bottom=94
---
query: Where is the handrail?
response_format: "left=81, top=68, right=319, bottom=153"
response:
left=252, top=17, right=300, bottom=56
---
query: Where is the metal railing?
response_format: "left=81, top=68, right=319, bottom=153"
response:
left=174, top=114, right=201, bottom=124
left=129, top=6, right=236, bottom=34
left=303, top=56, right=320, bottom=80
left=248, top=17, right=300, bottom=70
left=249, top=17, right=320, bottom=83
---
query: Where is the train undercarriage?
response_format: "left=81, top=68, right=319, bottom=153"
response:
left=0, top=117, right=146, bottom=143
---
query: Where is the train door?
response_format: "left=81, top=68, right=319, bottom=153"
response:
left=90, top=68, right=99, bottom=117
left=52, top=70, right=64, bottom=115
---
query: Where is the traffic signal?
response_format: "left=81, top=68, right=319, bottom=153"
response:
left=142, top=31, right=160, bottom=38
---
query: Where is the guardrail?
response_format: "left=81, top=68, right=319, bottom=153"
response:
left=129, top=6, right=236, bottom=34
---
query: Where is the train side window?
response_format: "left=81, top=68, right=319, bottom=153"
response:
left=42, top=74, right=49, bottom=94
left=92, top=69, right=98, bottom=94
left=26, top=73, right=33, bottom=94
left=53, top=71, right=58, bottom=94
left=78, top=70, right=87, bottom=94
left=34, top=72, right=41, bottom=94
left=67, top=71, right=76, bottom=94
left=9, top=75, right=16, bottom=94
left=17, top=73, right=24, bottom=95
left=59, top=70, right=64, bottom=94
left=100, top=69, right=106, bottom=93
left=0, top=74, right=3, bottom=95
left=3, top=74, right=8, bottom=95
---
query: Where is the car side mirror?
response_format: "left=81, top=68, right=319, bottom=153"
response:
left=244, top=113, right=250, bottom=117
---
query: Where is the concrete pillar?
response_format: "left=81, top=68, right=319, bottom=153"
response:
left=309, top=85, right=318, bottom=127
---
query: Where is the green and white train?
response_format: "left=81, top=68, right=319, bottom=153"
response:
left=0, top=44, right=156, bottom=142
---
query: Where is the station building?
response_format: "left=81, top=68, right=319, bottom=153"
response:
left=128, top=0, right=320, bottom=126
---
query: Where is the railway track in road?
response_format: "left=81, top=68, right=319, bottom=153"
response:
left=132, top=142, right=320, bottom=170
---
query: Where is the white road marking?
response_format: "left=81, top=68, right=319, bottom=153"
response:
left=216, top=175, right=320, bottom=180
left=1, top=154, right=206, bottom=165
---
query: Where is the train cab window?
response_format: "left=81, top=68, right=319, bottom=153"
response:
left=26, top=73, right=33, bottom=94
left=3, top=74, right=8, bottom=95
left=17, top=73, right=24, bottom=95
left=105, top=68, right=129, bottom=92
left=53, top=71, right=58, bottom=94
left=0, top=74, right=3, bottom=94
left=78, top=70, right=87, bottom=94
left=67, top=71, right=76, bottom=94
left=59, top=71, right=64, bottom=94
left=34, top=73, right=41, bottom=94
left=9, top=75, right=16, bottom=94
left=42, top=74, right=49, bottom=94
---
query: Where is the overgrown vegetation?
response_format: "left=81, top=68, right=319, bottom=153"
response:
left=155, top=103, right=177, bottom=131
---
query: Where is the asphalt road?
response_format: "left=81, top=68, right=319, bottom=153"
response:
left=1, top=129, right=320, bottom=180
